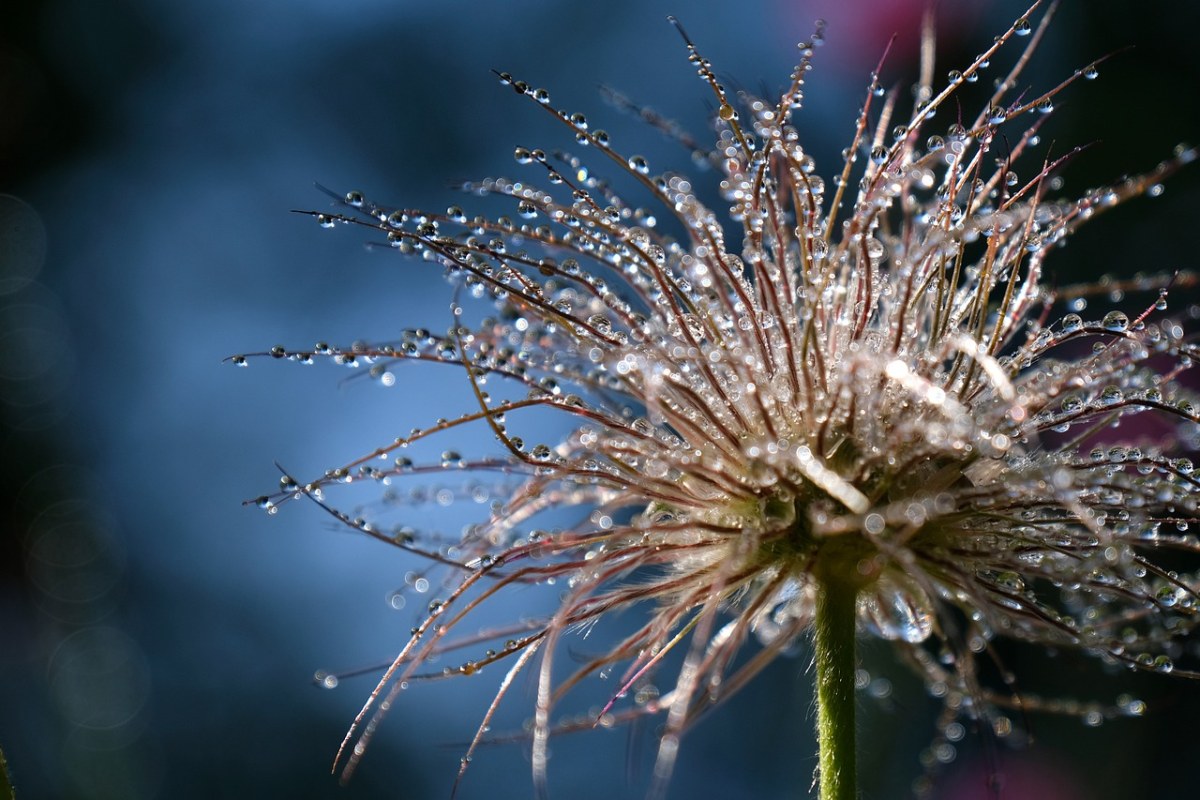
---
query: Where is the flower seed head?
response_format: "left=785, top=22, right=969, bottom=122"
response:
left=248, top=3, right=1199, bottom=794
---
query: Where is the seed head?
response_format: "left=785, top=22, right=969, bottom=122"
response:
left=244, top=1, right=1198, bottom=795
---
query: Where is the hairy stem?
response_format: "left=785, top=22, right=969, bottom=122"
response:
left=814, top=574, right=858, bottom=800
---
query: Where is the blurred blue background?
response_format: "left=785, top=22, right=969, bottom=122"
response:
left=2, top=1, right=1198, bottom=798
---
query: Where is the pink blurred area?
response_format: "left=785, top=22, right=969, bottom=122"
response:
left=936, top=753, right=1089, bottom=800
left=774, top=0, right=994, bottom=65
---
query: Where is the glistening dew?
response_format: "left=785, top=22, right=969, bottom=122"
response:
left=239, top=1, right=1199, bottom=796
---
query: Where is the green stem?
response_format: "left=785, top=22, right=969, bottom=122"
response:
left=1, top=744, right=14, bottom=800
left=813, top=575, right=858, bottom=800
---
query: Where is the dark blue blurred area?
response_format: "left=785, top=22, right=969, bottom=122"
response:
left=2, top=1, right=1198, bottom=798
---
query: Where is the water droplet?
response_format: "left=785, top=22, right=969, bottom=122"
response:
left=859, top=572, right=933, bottom=643
left=1119, top=695, right=1146, bottom=716
left=1098, top=386, right=1124, bottom=406
left=994, top=571, right=1025, bottom=592
left=1101, top=310, right=1129, bottom=331
left=1061, top=395, right=1083, bottom=414
left=1061, top=313, right=1083, bottom=333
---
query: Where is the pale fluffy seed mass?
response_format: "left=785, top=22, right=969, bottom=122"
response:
left=244, top=1, right=1199, bottom=794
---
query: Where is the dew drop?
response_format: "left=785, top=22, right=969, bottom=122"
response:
left=1098, top=386, right=1124, bottom=406
left=1060, top=395, right=1083, bottom=414
left=1119, top=695, right=1147, bottom=716
left=859, top=572, right=934, bottom=643
left=1101, top=310, right=1129, bottom=331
